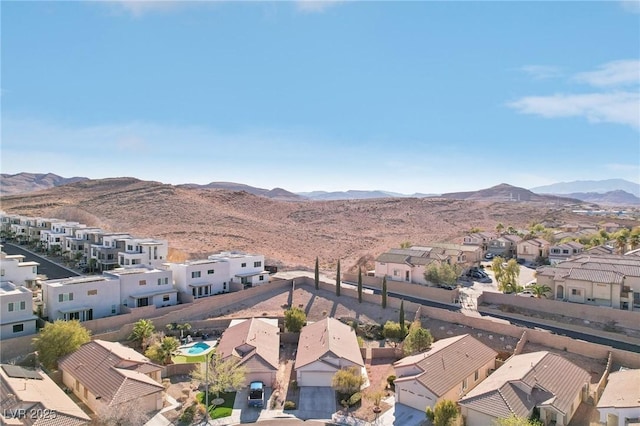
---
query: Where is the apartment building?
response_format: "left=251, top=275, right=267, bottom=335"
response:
left=104, top=266, right=177, bottom=308
left=0, top=282, right=37, bottom=339
left=42, top=275, right=120, bottom=321
left=90, top=233, right=132, bottom=271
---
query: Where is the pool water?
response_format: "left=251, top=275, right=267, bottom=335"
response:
left=187, top=342, right=211, bottom=355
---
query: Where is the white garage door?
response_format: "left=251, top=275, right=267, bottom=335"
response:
left=396, top=385, right=434, bottom=412
left=297, top=371, right=334, bottom=387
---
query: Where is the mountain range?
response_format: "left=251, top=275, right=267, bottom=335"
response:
left=1, top=173, right=638, bottom=205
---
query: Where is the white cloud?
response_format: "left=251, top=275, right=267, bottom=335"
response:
left=508, top=91, right=640, bottom=129
left=574, top=60, right=640, bottom=87
left=295, top=0, right=343, bottom=14
left=520, top=65, right=562, bottom=80
left=620, top=0, right=640, bottom=13
left=107, top=0, right=183, bottom=17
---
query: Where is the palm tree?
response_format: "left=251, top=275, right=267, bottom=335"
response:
left=177, top=323, right=192, bottom=339
left=495, top=223, right=505, bottom=235
left=616, top=234, right=628, bottom=254
left=158, top=336, right=180, bottom=364
left=629, top=228, right=640, bottom=251
left=130, top=319, right=156, bottom=350
left=529, top=284, right=552, bottom=298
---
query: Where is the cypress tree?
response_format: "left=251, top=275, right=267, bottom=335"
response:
left=357, top=268, right=363, bottom=303
left=336, top=260, right=341, bottom=297
left=382, top=276, right=387, bottom=309
left=399, top=300, right=405, bottom=335
left=314, top=257, right=319, bottom=290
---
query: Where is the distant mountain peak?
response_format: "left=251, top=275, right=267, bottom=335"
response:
left=530, top=179, right=640, bottom=197
left=0, top=172, right=90, bottom=196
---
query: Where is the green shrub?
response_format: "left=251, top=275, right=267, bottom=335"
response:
left=290, top=380, right=298, bottom=390
left=284, top=400, right=296, bottom=410
left=348, top=392, right=362, bottom=406
left=179, top=403, right=196, bottom=425
left=387, top=375, right=396, bottom=387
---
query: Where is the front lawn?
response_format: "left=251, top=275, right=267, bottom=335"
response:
left=196, top=391, right=236, bottom=419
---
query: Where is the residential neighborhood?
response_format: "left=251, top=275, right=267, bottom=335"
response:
left=0, top=210, right=639, bottom=426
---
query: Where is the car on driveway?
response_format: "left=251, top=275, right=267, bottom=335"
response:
left=485, top=253, right=494, bottom=260
left=517, top=290, right=535, bottom=297
left=247, top=381, right=264, bottom=408
left=467, top=270, right=492, bottom=283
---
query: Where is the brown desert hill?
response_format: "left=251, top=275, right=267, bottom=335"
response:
left=441, top=183, right=581, bottom=204
left=0, top=177, right=588, bottom=271
left=177, top=181, right=303, bottom=201
left=0, top=172, right=89, bottom=196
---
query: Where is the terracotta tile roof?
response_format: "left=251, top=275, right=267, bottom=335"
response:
left=0, top=365, right=90, bottom=426
left=295, top=318, right=364, bottom=369
left=394, top=334, right=497, bottom=397
left=460, top=352, right=590, bottom=419
left=597, top=369, right=640, bottom=409
left=216, top=318, right=279, bottom=370
left=58, top=340, right=163, bottom=407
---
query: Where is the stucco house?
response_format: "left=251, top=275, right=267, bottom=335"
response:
left=459, top=351, right=590, bottom=426
left=0, top=364, right=91, bottom=425
left=0, top=282, right=38, bottom=340
left=487, top=235, right=522, bottom=259
left=58, top=340, right=164, bottom=416
left=295, top=317, right=365, bottom=387
left=548, top=241, right=584, bottom=265
left=597, top=369, right=640, bottom=426
left=41, top=275, right=121, bottom=321
left=517, top=238, right=550, bottom=263
left=216, top=317, right=280, bottom=386
left=394, top=334, right=497, bottom=411
left=0, top=249, right=39, bottom=288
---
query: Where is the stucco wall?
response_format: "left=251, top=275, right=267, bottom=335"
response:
left=480, top=292, right=640, bottom=330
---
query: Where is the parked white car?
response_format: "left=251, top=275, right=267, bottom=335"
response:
left=517, top=290, right=535, bottom=297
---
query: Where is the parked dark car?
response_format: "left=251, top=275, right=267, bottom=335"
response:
left=248, top=381, right=264, bottom=408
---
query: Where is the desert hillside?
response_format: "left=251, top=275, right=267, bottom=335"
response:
left=0, top=177, right=589, bottom=271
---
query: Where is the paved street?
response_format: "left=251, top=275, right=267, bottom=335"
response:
left=2, top=243, right=80, bottom=280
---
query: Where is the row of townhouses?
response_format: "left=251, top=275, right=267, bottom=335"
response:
left=0, top=212, right=270, bottom=340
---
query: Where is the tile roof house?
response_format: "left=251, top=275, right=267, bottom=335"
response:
left=58, top=340, right=164, bottom=416
left=548, top=241, right=584, bottom=264
left=295, top=318, right=365, bottom=387
left=596, top=369, right=640, bottom=426
left=516, top=238, right=550, bottom=263
left=459, top=351, right=590, bottom=426
left=216, top=317, right=280, bottom=386
left=536, top=254, right=640, bottom=310
left=393, top=334, right=498, bottom=411
left=0, top=364, right=91, bottom=426
left=487, top=235, right=522, bottom=259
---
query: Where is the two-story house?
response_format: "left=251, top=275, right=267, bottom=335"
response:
left=462, top=232, right=498, bottom=252
left=487, top=234, right=522, bottom=259
left=90, top=233, right=131, bottom=271
left=42, top=275, right=120, bottom=321
left=118, top=237, right=169, bottom=269
left=104, top=266, right=177, bottom=308
left=166, top=258, right=231, bottom=299
left=207, top=251, right=270, bottom=287
left=0, top=282, right=37, bottom=339
left=548, top=241, right=584, bottom=264
left=0, top=249, right=39, bottom=287
left=517, top=238, right=550, bottom=263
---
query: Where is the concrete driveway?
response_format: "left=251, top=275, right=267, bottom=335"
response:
left=297, top=386, right=336, bottom=420
left=234, top=386, right=272, bottom=423
left=377, top=398, right=426, bottom=426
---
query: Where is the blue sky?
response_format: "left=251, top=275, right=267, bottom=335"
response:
left=2, top=0, right=639, bottom=193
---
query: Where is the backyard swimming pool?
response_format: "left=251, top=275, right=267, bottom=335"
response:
left=186, top=342, right=211, bottom=355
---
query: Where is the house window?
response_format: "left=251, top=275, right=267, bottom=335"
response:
left=8, top=302, right=14, bottom=312
left=254, top=261, right=262, bottom=268
left=58, top=293, right=73, bottom=302
left=12, top=324, right=24, bottom=333
left=223, top=282, right=227, bottom=290
left=75, top=380, right=80, bottom=391
left=562, top=249, right=569, bottom=254
left=208, top=269, right=215, bottom=275
left=111, top=305, right=116, bottom=314
left=127, top=245, right=133, bottom=251
left=474, top=370, right=479, bottom=381
left=88, top=289, right=97, bottom=296
left=32, top=266, right=37, bottom=273
left=158, top=278, right=162, bottom=285
left=571, top=288, right=582, bottom=296
left=192, top=271, right=201, bottom=278
left=19, top=301, right=25, bottom=310
left=163, top=295, right=170, bottom=302
left=139, top=280, right=146, bottom=286
left=259, top=275, right=264, bottom=281
left=241, top=263, right=247, bottom=268
left=84, top=388, right=88, bottom=399
left=164, top=277, right=169, bottom=284
left=462, top=378, right=468, bottom=391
